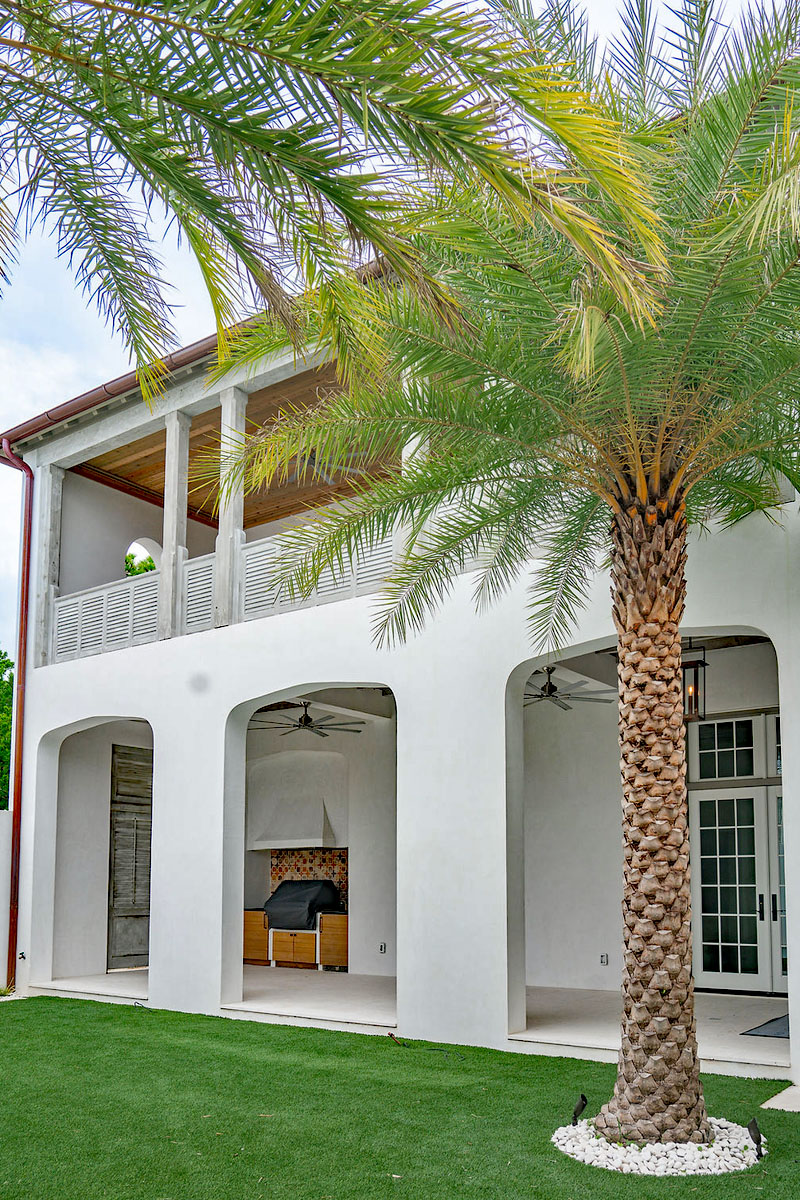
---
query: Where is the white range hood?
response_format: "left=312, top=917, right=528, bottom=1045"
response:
left=248, top=795, right=335, bottom=850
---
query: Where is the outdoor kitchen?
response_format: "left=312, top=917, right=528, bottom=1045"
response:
left=240, top=687, right=397, bottom=996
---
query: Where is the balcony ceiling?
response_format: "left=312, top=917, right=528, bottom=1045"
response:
left=71, top=364, right=369, bottom=530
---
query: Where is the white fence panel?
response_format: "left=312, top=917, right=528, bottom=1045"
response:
left=241, top=533, right=394, bottom=622
left=183, top=554, right=216, bottom=632
left=241, top=539, right=282, bottom=620
left=52, top=572, right=159, bottom=662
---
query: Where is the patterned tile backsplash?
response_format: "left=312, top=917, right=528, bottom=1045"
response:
left=270, top=848, right=348, bottom=909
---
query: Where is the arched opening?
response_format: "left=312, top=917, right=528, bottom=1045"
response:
left=124, top=538, right=161, bottom=574
left=223, top=684, right=397, bottom=1028
left=49, top=717, right=154, bottom=1000
left=508, top=632, right=790, bottom=1073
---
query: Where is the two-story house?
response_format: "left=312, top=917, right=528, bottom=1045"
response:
left=1, top=337, right=798, bottom=1082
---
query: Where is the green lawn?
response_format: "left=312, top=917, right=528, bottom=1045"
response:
left=0, top=997, right=797, bottom=1199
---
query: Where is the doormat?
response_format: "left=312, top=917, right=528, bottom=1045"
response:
left=742, top=1014, right=789, bottom=1038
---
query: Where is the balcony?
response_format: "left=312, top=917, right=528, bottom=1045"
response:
left=50, top=533, right=395, bottom=663
left=52, top=571, right=160, bottom=661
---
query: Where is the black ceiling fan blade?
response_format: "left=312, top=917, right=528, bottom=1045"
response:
left=548, top=696, right=572, bottom=711
left=312, top=714, right=338, bottom=724
left=565, top=694, right=615, bottom=704
left=523, top=696, right=546, bottom=705
left=311, top=727, right=329, bottom=737
left=325, top=726, right=362, bottom=733
left=281, top=726, right=303, bottom=735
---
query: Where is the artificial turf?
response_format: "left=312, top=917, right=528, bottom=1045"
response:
left=0, top=996, right=797, bottom=1199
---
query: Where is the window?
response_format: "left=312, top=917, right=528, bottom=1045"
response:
left=698, top=719, right=754, bottom=780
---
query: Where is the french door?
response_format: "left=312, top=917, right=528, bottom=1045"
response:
left=690, top=785, right=785, bottom=993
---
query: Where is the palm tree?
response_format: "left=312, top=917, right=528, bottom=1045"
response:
left=1, top=0, right=659, bottom=393
left=223, top=0, right=800, bottom=1144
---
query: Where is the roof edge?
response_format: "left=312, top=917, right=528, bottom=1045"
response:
left=0, top=330, right=220, bottom=449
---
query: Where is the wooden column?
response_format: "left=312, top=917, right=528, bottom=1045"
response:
left=158, top=410, right=190, bottom=639
left=213, top=386, right=247, bottom=627
left=34, top=462, right=64, bottom=666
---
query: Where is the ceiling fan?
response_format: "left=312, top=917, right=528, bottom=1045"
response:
left=249, top=700, right=365, bottom=737
left=524, top=667, right=616, bottom=712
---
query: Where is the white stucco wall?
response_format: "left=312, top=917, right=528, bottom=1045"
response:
left=52, top=719, right=153, bottom=980
left=703, top=642, right=779, bottom=714
left=60, top=473, right=216, bottom=594
left=524, top=697, right=623, bottom=990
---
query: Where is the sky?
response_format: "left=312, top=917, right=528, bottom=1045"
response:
left=0, top=228, right=216, bottom=654
left=0, top=0, right=743, bottom=658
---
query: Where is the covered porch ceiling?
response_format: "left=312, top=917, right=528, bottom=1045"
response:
left=70, top=363, right=376, bottom=531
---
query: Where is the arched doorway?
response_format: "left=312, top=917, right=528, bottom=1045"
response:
left=223, top=684, right=398, bottom=1029
left=50, top=717, right=154, bottom=1000
left=508, top=633, right=790, bottom=1073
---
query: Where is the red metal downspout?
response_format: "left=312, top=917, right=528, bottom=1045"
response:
left=1, top=438, right=33, bottom=989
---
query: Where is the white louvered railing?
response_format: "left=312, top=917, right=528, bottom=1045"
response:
left=182, top=553, right=216, bottom=633
left=52, top=571, right=160, bottom=663
left=51, top=534, right=395, bottom=659
left=241, top=532, right=394, bottom=623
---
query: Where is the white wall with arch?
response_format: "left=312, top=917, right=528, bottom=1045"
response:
left=519, top=638, right=781, bottom=995
left=236, top=687, right=397, bottom=981
left=52, top=718, right=153, bottom=980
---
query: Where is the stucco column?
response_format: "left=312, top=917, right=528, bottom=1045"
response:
left=147, top=705, right=229, bottom=1013
left=33, top=463, right=63, bottom=666
left=213, top=387, right=247, bottom=627
left=394, top=651, right=522, bottom=1048
left=158, top=410, right=190, bottom=639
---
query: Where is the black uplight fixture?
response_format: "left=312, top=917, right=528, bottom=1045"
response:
left=682, top=640, right=707, bottom=721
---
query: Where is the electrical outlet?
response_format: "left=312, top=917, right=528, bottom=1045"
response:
left=379, top=942, right=387, bottom=954
left=600, top=953, right=609, bottom=966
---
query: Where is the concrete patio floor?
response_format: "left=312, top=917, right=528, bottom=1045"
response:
left=224, top=966, right=397, bottom=1030
left=513, top=985, right=790, bottom=1077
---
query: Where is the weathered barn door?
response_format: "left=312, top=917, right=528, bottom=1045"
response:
left=107, top=745, right=153, bottom=969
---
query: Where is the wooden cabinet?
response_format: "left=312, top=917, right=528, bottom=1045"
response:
left=243, top=910, right=269, bottom=964
left=243, top=910, right=348, bottom=969
left=319, top=913, right=348, bottom=967
left=272, top=930, right=317, bottom=965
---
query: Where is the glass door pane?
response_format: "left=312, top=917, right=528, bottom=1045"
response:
left=690, top=787, right=772, bottom=992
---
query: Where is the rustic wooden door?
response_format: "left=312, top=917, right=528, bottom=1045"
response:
left=107, top=745, right=153, bottom=969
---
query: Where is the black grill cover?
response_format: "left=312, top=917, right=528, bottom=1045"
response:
left=264, top=879, right=343, bottom=930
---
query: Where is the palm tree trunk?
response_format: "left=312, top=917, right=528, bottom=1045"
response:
left=594, top=504, right=711, bottom=1145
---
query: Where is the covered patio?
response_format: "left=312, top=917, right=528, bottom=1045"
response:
left=223, top=965, right=397, bottom=1030
left=31, top=965, right=398, bottom=1031
left=512, top=986, right=789, bottom=1077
